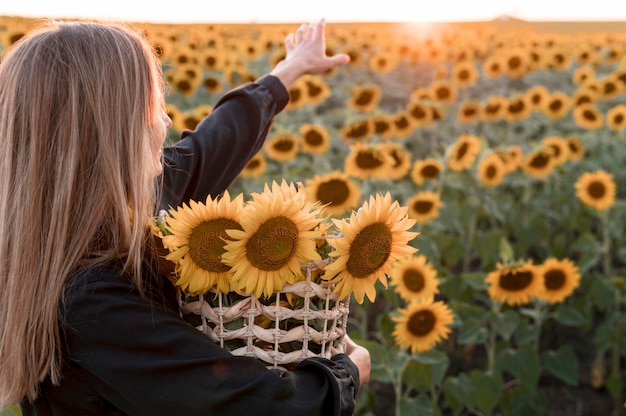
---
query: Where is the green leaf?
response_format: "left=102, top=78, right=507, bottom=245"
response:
left=456, top=318, right=489, bottom=344
left=551, top=304, right=587, bottom=327
left=590, top=278, right=616, bottom=311
left=443, top=374, right=476, bottom=415
left=402, top=360, right=433, bottom=392
left=469, top=370, right=503, bottom=415
left=414, top=350, right=450, bottom=386
left=499, top=237, right=514, bottom=263
left=542, top=345, right=579, bottom=386
left=399, top=394, right=436, bottom=416
left=491, top=309, right=520, bottom=341
left=496, top=346, right=541, bottom=392
left=513, top=322, right=540, bottom=346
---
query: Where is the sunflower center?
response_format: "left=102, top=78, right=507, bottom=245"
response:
left=549, top=100, right=563, bottom=111
left=304, top=130, right=324, bottom=147
left=356, top=150, right=384, bottom=170
left=247, top=159, right=260, bottom=169
left=613, top=114, right=624, bottom=125
left=403, top=269, right=425, bottom=292
left=274, top=137, right=295, bottom=152
left=544, top=269, right=566, bottom=290
left=455, top=143, right=469, bottom=160
left=346, top=222, right=392, bottom=278
left=421, top=165, right=440, bottom=178
left=413, top=200, right=434, bottom=214
left=305, top=80, right=322, bottom=97
left=407, top=309, right=436, bottom=336
left=583, top=109, right=597, bottom=121
left=499, top=269, right=533, bottom=292
left=588, top=181, right=606, bottom=199
left=356, top=91, right=374, bottom=106
left=410, top=105, right=428, bottom=120
left=486, top=165, right=497, bottom=179
left=246, top=216, right=299, bottom=271
left=530, top=152, right=550, bottom=168
left=188, top=218, right=242, bottom=273
left=317, top=179, right=350, bottom=206
left=373, top=119, right=391, bottom=134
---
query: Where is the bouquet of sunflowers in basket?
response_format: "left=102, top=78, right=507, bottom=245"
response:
left=153, top=180, right=418, bottom=367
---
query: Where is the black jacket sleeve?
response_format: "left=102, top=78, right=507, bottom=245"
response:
left=159, top=75, right=289, bottom=211
left=54, top=269, right=359, bottom=416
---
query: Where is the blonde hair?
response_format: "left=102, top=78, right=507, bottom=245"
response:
left=0, top=21, right=164, bottom=405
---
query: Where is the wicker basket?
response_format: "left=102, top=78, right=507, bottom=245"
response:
left=180, top=259, right=350, bottom=369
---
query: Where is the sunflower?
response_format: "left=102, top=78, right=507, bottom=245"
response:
left=536, top=258, right=581, bottom=304
left=348, top=84, right=381, bottom=113
left=407, top=102, right=434, bottom=127
left=321, top=192, right=418, bottom=303
left=485, top=261, right=542, bottom=306
left=546, top=49, right=572, bottom=71
left=344, top=142, right=393, bottom=180
left=477, top=152, right=507, bottom=188
left=572, top=66, right=596, bottom=85
left=573, top=103, right=604, bottom=130
left=457, top=101, right=482, bottom=124
left=392, top=297, right=454, bottom=353
left=301, top=75, right=332, bottom=105
left=542, top=91, right=570, bottom=120
left=368, top=50, right=400, bottom=74
left=409, top=87, right=432, bottom=102
left=574, top=170, right=617, bottom=211
left=525, top=85, right=551, bottom=112
left=606, top=104, right=626, bottom=131
left=520, top=149, right=556, bottom=179
left=480, top=95, right=507, bottom=122
left=264, top=133, right=300, bottom=162
left=567, top=137, right=584, bottom=161
left=391, top=111, right=416, bottom=139
left=406, top=191, right=443, bottom=224
left=305, top=170, right=362, bottom=217
left=162, top=191, right=245, bottom=295
left=222, top=181, right=324, bottom=298
left=447, top=133, right=481, bottom=172
left=203, top=75, right=223, bottom=94
left=390, top=255, right=440, bottom=302
left=597, top=75, right=623, bottom=100
left=482, top=54, right=505, bottom=79
left=340, top=119, right=373, bottom=142
left=504, top=94, right=531, bottom=122
left=239, top=152, right=267, bottom=179
left=570, top=87, right=598, bottom=108
left=299, top=123, right=331, bottom=155
left=451, top=61, right=479, bottom=88
left=429, top=80, right=458, bottom=106
left=380, top=142, right=410, bottom=180
left=369, top=115, right=396, bottom=140
left=410, top=158, right=443, bottom=186
left=540, top=136, right=570, bottom=166
left=503, top=48, right=530, bottom=78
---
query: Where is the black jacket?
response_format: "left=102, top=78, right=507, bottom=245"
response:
left=21, top=76, right=360, bottom=415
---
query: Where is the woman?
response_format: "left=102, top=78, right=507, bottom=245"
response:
left=0, top=18, right=369, bottom=415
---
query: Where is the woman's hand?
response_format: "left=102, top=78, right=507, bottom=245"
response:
left=269, top=18, right=350, bottom=88
left=343, top=334, right=370, bottom=385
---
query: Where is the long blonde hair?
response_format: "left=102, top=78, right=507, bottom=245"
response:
left=0, top=21, right=165, bottom=405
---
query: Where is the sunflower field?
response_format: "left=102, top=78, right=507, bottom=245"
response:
left=2, top=15, right=626, bottom=416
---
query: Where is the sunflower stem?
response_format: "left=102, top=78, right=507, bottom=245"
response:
left=600, top=209, right=612, bottom=277
left=487, top=301, right=501, bottom=374
left=610, top=283, right=622, bottom=415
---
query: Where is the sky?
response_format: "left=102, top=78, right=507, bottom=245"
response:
left=2, top=0, right=626, bottom=23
